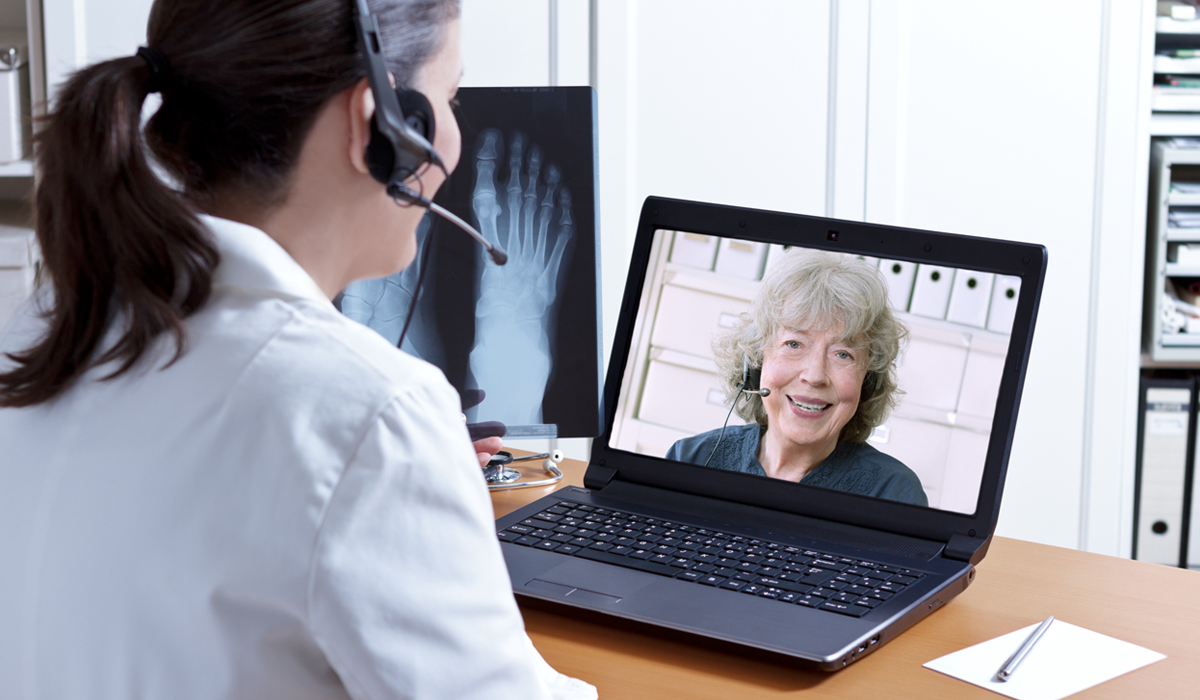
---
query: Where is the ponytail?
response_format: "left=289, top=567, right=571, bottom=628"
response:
left=0, top=56, right=217, bottom=407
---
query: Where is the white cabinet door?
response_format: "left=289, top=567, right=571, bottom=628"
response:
left=630, top=0, right=831, bottom=218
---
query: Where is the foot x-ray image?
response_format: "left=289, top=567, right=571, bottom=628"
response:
left=340, top=87, right=603, bottom=439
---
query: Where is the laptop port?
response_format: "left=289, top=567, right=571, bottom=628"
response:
left=858, top=643, right=868, bottom=654
left=870, top=634, right=881, bottom=646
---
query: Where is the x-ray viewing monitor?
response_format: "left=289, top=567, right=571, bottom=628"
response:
left=339, top=87, right=603, bottom=439
left=608, top=228, right=1023, bottom=515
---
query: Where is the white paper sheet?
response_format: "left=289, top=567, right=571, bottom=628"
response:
left=923, top=620, right=1166, bottom=700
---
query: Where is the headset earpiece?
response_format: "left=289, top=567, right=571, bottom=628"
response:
left=397, top=88, right=434, bottom=142
left=741, top=355, right=769, bottom=397
left=366, top=88, right=435, bottom=186
left=861, top=372, right=879, bottom=403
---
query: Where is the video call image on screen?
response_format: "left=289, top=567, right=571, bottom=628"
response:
left=338, top=87, right=601, bottom=439
left=608, top=229, right=1022, bottom=514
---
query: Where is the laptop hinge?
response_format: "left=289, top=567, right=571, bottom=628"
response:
left=583, top=464, right=618, bottom=490
left=943, top=533, right=990, bottom=564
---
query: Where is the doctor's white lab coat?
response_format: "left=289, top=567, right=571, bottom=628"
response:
left=0, top=216, right=592, bottom=700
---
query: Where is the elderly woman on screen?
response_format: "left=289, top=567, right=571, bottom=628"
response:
left=666, top=250, right=928, bottom=507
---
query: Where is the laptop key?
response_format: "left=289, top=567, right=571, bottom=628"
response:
left=800, top=569, right=836, bottom=586
left=535, top=540, right=559, bottom=551
left=629, top=550, right=654, bottom=560
left=573, top=547, right=679, bottom=577
left=610, top=545, right=634, bottom=555
left=821, top=601, right=869, bottom=617
left=515, top=536, right=541, bottom=546
left=498, top=531, right=520, bottom=542
left=555, top=544, right=581, bottom=555
left=720, top=579, right=747, bottom=591
left=758, top=589, right=780, bottom=600
left=569, top=538, right=594, bottom=547
left=699, top=575, right=727, bottom=587
left=546, top=506, right=570, bottom=515
left=854, top=596, right=881, bottom=608
left=796, top=596, right=821, bottom=607
left=779, top=592, right=800, bottom=603
left=811, top=559, right=848, bottom=572
left=742, top=584, right=763, bottom=595
left=893, top=575, right=917, bottom=585
left=589, top=542, right=614, bottom=552
left=878, top=581, right=906, bottom=593
left=677, top=571, right=704, bottom=583
left=506, top=524, right=535, bottom=535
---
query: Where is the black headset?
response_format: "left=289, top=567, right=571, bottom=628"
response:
left=351, top=0, right=506, bottom=266
left=352, top=0, right=440, bottom=203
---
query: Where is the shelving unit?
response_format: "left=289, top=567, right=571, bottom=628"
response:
left=1145, top=141, right=1200, bottom=361
left=1144, top=8, right=1200, bottom=364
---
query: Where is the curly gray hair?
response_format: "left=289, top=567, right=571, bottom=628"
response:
left=712, top=248, right=908, bottom=443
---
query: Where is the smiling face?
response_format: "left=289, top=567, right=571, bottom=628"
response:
left=758, top=325, right=868, bottom=460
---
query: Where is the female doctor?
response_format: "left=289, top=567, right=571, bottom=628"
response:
left=0, top=1, right=594, bottom=698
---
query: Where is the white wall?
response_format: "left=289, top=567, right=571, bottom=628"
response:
left=41, top=0, right=153, bottom=99
left=864, top=1, right=1105, bottom=548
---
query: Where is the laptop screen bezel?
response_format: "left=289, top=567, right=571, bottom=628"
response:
left=587, top=196, right=1047, bottom=549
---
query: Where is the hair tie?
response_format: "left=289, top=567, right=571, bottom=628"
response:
left=136, top=46, right=172, bottom=93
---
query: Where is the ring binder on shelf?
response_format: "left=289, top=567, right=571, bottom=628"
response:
left=1133, top=376, right=1195, bottom=567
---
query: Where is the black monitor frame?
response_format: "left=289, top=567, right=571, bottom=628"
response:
left=586, top=196, right=1046, bottom=563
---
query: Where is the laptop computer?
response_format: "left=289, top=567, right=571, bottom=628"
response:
left=494, top=196, right=1046, bottom=669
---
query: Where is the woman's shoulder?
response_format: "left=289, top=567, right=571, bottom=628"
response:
left=197, top=289, right=456, bottom=417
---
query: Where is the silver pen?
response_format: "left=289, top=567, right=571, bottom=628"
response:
left=995, top=616, right=1055, bottom=682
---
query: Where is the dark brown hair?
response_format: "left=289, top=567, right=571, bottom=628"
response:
left=0, top=0, right=459, bottom=407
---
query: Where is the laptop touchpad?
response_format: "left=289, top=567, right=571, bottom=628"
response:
left=526, top=558, right=655, bottom=602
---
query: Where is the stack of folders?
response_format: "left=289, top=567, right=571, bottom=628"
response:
left=1134, top=375, right=1200, bottom=569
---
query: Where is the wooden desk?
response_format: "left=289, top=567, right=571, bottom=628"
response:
left=492, top=457, right=1200, bottom=698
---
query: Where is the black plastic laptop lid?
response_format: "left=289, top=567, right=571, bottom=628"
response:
left=586, top=197, right=1046, bottom=563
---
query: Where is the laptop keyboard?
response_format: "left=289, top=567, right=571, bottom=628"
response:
left=499, top=502, right=926, bottom=618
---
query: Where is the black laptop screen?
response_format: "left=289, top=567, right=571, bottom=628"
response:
left=607, top=228, right=1021, bottom=515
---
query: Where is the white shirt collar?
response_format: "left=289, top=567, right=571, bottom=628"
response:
left=202, top=214, right=330, bottom=304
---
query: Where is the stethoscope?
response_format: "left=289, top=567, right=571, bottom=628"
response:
left=484, top=450, right=565, bottom=490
